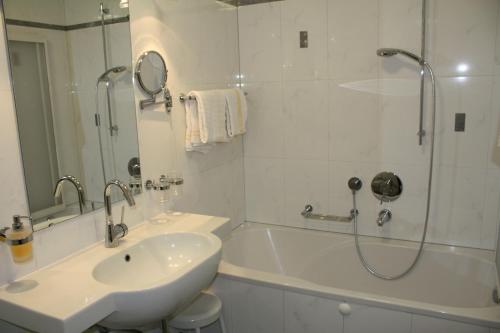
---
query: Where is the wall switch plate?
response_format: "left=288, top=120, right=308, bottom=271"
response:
left=455, top=113, right=466, bottom=132
left=300, top=31, right=308, bottom=48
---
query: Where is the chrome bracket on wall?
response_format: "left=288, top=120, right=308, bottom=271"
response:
left=301, top=204, right=358, bottom=223
left=139, top=88, right=173, bottom=112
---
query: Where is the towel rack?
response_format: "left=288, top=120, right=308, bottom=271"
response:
left=179, top=91, right=248, bottom=103
left=301, top=204, right=358, bottom=223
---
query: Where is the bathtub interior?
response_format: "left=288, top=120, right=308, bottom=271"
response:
left=222, top=223, right=497, bottom=309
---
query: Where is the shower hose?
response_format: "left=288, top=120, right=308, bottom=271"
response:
left=352, top=61, right=436, bottom=280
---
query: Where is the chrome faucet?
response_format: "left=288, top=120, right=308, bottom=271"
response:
left=104, top=179, right=136, bottom=248
left=377, top=209, right=392, bottom=227
left=53, top=175, right=86, bottom=214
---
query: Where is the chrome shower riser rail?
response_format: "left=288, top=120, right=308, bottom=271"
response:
left=301, top=204, right=357, bottom=223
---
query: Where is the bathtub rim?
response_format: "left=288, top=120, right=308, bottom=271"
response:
left=218, top=222, right=500, bottom=329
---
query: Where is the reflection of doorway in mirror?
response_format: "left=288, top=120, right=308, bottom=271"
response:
left=8, top=40, right=65, bottom=220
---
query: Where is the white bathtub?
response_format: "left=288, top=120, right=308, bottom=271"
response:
left=217, top=222, right=500, bottom=330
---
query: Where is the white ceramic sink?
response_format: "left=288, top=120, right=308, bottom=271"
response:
left=93, top=232, right=222, bottom=328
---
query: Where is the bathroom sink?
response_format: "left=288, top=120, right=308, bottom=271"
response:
left=92, top=232, right=222, bottom=328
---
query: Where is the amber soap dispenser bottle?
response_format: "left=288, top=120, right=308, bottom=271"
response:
left=0, top=215, right=34, bottom=263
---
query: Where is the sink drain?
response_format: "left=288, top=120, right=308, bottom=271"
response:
left=124, top=254, right=131, bottom=262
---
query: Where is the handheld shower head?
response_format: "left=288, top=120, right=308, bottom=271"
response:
left=97, top=66, right=127, bottom=83
left=376, top=48, right=398, bottom=57
left=376, top=48, right=423, bottom=64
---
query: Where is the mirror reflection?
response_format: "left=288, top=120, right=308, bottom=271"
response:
left=136, top=51, right=167, bottom=96
left=3, top=0, right=140, bottom=230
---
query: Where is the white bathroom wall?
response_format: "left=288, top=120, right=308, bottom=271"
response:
left=240, top=0, right=500, bottom=250
left=129, top=0, right=245, bottom=229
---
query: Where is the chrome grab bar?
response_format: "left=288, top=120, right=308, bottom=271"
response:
left=301, top=204, right=357, bottom=223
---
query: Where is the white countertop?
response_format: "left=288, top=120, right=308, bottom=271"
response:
left=0, top=213, right=231, bottom=333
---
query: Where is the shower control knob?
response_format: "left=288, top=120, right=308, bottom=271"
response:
left=338, top=302, right=351, bottom=316
left=348, top=177, right=362, bottom=192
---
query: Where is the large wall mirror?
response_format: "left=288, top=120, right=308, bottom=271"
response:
left=2, top=0, right=140, bottom=230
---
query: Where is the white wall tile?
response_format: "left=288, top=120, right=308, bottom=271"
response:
left=328, top=0, right=379, bottom=80
left=378, top=87, right=429, bottom=166
left=329, top=80, right=381, bottom=163
left=411, top=314, right=489, bottom=333
left=243, top=81, right=285, bottom=158
left=284, top=159, right=329, bottom=229
left=244, top=157, right=285, bottom=225
left=281, top=0, right=328, bottom=81
left=378, top=0, right=422, bottom=79
left=230, top=280, right=284, bottom=333
left=284, top=291, right=342, bottom=333
left=429, top=166, right=485, bottom=248
left=35, top=214, right=97, bottom=268
left=283, top=80, right=329, bottom=160
left=482, top=168, right=500, bottom=250
left=430, top=0, right=499, bottom=77
left=238, top=2, right=282, bottom=83
left=435, top=76, right=493, bottom=169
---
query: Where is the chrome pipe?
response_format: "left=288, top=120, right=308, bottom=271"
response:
left=99, top=2, right=118, bottom=137
left=376, top=47, right=427, bottom=146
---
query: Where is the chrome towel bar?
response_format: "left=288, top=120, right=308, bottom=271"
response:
left=301, top=204, right=358, bottom=223
left=179, top=91, right=247, bottom=103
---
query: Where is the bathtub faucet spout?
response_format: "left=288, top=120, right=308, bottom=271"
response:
left=377, top=209, right=392, bottom=227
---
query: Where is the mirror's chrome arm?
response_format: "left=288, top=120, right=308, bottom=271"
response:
left=301, top=204, right=357, bottom=223
left=139, top=88, right=172, bottom=112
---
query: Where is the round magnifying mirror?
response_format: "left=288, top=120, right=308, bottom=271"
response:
left=135, top=50, right=167, bottom=97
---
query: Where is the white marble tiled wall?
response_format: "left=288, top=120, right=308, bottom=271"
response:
left=240, top=0, right=500, bottom=250
left=129, top=0, right=245, bottom=229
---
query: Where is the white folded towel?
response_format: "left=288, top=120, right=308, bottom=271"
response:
left=185, top=97, right=212, bottom=153
left=192, top=90, right=229, bottom=143
left=225, top=88, right=247, bottom=137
